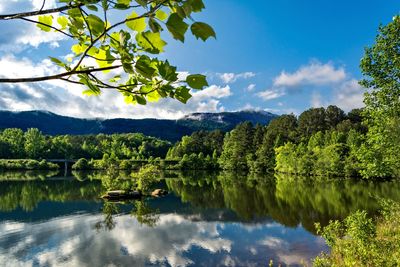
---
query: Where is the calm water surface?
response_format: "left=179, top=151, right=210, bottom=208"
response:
left=1, top=171, right=400, bottom=267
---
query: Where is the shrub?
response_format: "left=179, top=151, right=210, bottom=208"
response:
left=72, top=158, right=89, bottom=170
left=314, top=201, right=400, bottom=266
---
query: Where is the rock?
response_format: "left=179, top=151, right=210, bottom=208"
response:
left=151, top=189, right=167, bottom=197
left=102, top=190, right=142, bottom=200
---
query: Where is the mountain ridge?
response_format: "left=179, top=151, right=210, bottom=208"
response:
left=0, top=110, right=278, bottom=141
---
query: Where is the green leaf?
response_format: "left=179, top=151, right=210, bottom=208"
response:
left=117, top=0, right=131, bottom=5
left=186, top=74, right=208, bottom=89
left=87, top=14, right=105, bottom=36
left=135, top=95, right=147, bottom=105
left=166, top=13, right=188, bottom=42
left=174, top=86, right=192, bottom=103
left=109, top=75, right=121, bottom=83
left=147, top=90, right=161, bottom=102
left=190, top=0, right=205, bottom=12
left=49, top=57, right=66, bottom=68
left=86, top=5, right=98, bottom=11
left=135, top=56, right=156, bottom=79
left=136, top=31, right=166, bottom=54
left=37, top=15, right=53, bottom=32
left=57, top=16, right=68, bottom=30
left=71, top=43, right=87, bottom=55
left=191, top=22, right=216, bottom=41
left=95, top=47, right=115, bottom=71
left=126, top=11, right=146, bottom=32
left=149, top=18, right=162, bottom=33
left=135, top=0, right=147, bottom=8
left=155, top=10, right=168, bottom=21
left=140, top=84, right=160, bottom=102
left=158, top=61, right=178, bottom=82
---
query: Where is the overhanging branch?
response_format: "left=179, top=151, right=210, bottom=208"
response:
left=0, top=4, right=83, bottom=20
left=0, top=65, right=121, bottom=83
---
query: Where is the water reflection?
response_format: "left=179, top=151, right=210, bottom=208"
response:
left=0, top=171, right=399, bottom=266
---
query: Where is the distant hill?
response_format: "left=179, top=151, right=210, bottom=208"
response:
left=0, top=110, right=278, bottom=141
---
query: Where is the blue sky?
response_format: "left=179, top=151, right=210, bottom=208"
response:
left=0, top=0, right=398, bottom=119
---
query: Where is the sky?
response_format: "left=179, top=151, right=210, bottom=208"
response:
left=0, top=0, right=398, bottom=119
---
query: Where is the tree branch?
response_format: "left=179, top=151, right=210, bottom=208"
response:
left=0, top=65, right=121, bottom=83
left=0, top=3, right=83, bottom=20
left=19, top=17, right=74, bottom=38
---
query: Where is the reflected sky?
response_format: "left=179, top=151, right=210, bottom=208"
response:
left=4, top=171, right=400, bottom=266
left=0, top=212, right=325, bottom=267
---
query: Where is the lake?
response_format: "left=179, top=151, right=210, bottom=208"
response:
left=1, top=170, right=400, bottom=267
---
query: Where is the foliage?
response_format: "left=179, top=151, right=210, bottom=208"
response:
left=275, top=130, right=362, bottom=178
left=72, top=158, right=90, bottom=169
left=218, top=122, right=255, bottom=170
left=133, top=164, right=161, bottom=192
left=0, top=128, right=171, bottom=162
left=166, top=130, right=224, bottom=159
left=358, top=16, right=400, bottom=179
left=0, top=159, right=59, bottom=170
left=0, top=0, right=215, bottom=105
left=313, top=201, right=400, bottom=267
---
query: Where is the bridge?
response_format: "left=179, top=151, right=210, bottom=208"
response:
left=47, top=159, right=78, bottom=176
left=46, top=159, right=180, bottom=175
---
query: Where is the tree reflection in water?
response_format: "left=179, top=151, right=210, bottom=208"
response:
left=1, top=170, right=400, bottom=234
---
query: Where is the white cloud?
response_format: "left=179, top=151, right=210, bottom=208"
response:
left=246, top=84, right=256, bottom=92
left=218, top=72, right=256, bottom=84
left=308, top=79, right=365, bottom=111
left=274, top=62, right=346, bottom=87
left=257, top=89, right=285, bottom=101
left=332, top=79, right=365, bottom=111
left=258, top=61, right=352, bottom=103
left=0, top=55, right=232, bottom=119
left=311, top=92, right=323, bottom=108
left=0, top=0, right=65, bottom=51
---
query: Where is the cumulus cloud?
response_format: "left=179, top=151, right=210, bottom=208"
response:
left=217, top=72, right=256, bottom=84
left=258, top=61, right=347, bottom=101
left=257, top=61, right=361, bottom=108
left=306, top=79, right=365, bottom=111
left=0, top=213, right=233, bottom=267
left=273, top=62, right=346, bottom=87
left=0, top=212, right=327, bottom=267
left=257, top=89, right=285, bottom=101
left=0, top=0, right=65, bottom=51
left=0, top=55, right=232, bottom=119
left=246, top=83, right=256, bottom=92
left=331, top=79, right=365, bottom=111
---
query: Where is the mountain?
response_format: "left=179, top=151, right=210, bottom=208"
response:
left=0, top=110, right=278, bottom=141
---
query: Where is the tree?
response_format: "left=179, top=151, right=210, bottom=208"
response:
left=218, top=122, right=255, bottom=170
left=298, top=107, right=327, bottom=137
left=0, top=0, right=215, bottom=105
left=253, top=114, right=297, bottom=172
left=24, top=128, right=46, bottom=159
left=325, top=105, right=345, bottom=129
left=0, top=128, right=25, bottom=158
left=358, top=16, right=400, bottom=178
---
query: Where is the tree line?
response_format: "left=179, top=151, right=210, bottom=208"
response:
left=0, top=128, right=171, bottom=160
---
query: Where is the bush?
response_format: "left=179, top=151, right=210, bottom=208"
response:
left=133, top=165, right=161, bottom=192
left=314, top=201, right=400, bottom=266
left=72, top=158, right=90, bottom=170
left=119, top=160, right=132, bottom=170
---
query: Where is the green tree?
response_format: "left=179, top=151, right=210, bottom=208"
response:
left=24, top=128, right=46, bottom=159
left=298, top=107, right=327, bottom=137
left=325, top=105, right=345, bottom=129
left=218, top=122, right=255, bottom=170
left=358, top=16, right=400, bottom=179
left=0, top=0, right=214, bottom=105
left=0, top=128, right=25, bottom=158
left=253, top=114, right=297, bottom=172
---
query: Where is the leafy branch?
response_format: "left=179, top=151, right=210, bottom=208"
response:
left=0, top=0, right=216, bottom=105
